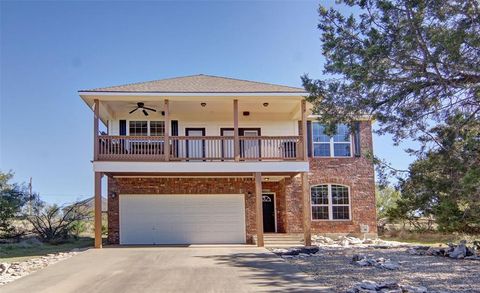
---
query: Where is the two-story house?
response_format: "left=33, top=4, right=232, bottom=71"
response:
left=79, top=74, right=376, bottom=248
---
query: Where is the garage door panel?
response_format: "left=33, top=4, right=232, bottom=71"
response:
left=120, top=194, right=246, bottom=245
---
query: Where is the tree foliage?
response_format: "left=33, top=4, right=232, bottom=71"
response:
left=302, top=0, right=479, bottom=143
left=28, top=202, right=92, bottom=243
left=376, top=185, right=401, bottom=219
left=0, top=171, right=31, bottom=238
left=303, top=0, right=480, bottom=233
left=387, top=114, right=480, bottom=232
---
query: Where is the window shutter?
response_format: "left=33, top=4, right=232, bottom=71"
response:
left=353, top=122, right=361, bottom=157
left=307, top=121, right=312, bottom=157
left=171, top=120, right=179, bottom=157
left=171, top=120, right=178, bottom=136
left=119, top=120, right=126, bottom=136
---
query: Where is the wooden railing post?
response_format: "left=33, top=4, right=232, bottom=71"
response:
left=301, top=99, right=308, bottom=161
left=164, top=99, right=170, bottom=161
left=233, top=99, right=240, bottom=161
left=93, top=99, right=99, bottom=161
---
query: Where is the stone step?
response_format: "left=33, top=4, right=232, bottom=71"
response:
left=253, top=234, right=306, bottom=247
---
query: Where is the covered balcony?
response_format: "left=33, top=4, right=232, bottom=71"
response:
left=84, top=95, right=310, bottom=164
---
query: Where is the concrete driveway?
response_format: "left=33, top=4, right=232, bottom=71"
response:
left=1, top=246, right=329, bottom=293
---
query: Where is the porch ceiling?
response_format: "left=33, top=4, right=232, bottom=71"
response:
left=84, top=96, right=311, bottom=122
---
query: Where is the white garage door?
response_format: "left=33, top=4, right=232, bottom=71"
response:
left=119, top=194, right=246, bottom=245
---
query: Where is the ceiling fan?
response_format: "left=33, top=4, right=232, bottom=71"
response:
left=129, top=102, right=156, bottom=116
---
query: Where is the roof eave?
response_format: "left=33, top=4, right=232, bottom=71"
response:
left=78, top=91, right=308, bottom=97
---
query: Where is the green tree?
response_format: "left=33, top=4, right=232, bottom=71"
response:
left=388, top=114, right=480, bottom=232
left=302, top=0, right=479, bottom=144
left=0, top=171, right=30, bottom=238
left=376, top=185, right=401, bottom=219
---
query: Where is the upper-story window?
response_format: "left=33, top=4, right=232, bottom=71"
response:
left=150, top=121, right=165, bottom=136
left=312, top=123, right=352, bottom=157
left=128, top=121, right=165, bottom=136
left=311, top=184, right=350, bottom=220
left=129, top=121, right=148, bottom=136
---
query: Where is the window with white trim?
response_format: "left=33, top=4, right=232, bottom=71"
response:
left=129, top=121, right=148, bottom=136
left=312, top=123, right=352, bottom=157
left=128, top=121, right=165, bottom=136
left=150, top=121, right=165, bottom=136
left=311, top=184, right=350, bottom=220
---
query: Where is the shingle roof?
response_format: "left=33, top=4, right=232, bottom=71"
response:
left=80, top=74, right=305, bottom=93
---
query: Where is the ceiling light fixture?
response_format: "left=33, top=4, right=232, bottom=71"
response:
left=263, top=102, right=269, bottom=107
left=201, top=102, right=207, bottom=107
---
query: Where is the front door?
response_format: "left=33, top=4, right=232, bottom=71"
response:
left=185, top=128, right=206, bottom=159
left=262, top=193, right=275, bottom=232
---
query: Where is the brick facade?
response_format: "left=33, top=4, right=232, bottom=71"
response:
left=285, top=121, right=377, bottom=236
left=107, top=121, right=376, bottom=244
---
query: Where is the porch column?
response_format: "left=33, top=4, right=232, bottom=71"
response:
left=254, top=172, right=264, bottom=247
left=302, top=172, right=312, bottom=246
left=233, top=99, right=240, bottom=161
left=93, top=99, right=99, bottom=161
left=94, top=172, right=103, bottom=248
left=164, top=99, right=170, bottom=161
left=301, top=99, right=308, bottom=161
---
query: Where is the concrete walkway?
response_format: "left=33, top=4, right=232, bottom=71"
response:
left=1, top=246, right=330, bottom=293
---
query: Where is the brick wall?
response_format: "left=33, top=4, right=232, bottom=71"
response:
left=285, top=121, right=377, bottom=235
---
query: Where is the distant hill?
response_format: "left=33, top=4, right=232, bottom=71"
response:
left=74, top=196, right=108, bottom=212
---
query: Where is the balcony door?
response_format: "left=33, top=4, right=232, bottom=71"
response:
left=185, top=128, right=206, bottom=160
left=240, top=129, right=261, bottom=159
left=220, top=128, right=261, bottom=160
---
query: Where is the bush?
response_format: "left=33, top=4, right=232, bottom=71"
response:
left=28, top=203, right=91, bottom=243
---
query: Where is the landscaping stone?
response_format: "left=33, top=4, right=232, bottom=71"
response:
left=449, top=240, right=467, bottom=259
left=348, top=281, right=428, bottom=293
left=299, top=245, right=319, bottom=254
left=0, top=250, right=80, bottom=286
left=352, top=255, right=400, bottom=270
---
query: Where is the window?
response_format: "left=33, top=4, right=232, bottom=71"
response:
left=128, top=121, right=165, bottom=136
left=311, top=184, right=350, bottom=220
left=129, top=121, right=148, bottom=136
left=150, top=121, right=165, bottom=136
left=312, top=123, right=352, bottom=157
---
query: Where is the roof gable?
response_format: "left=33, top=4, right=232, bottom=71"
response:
left=80, top=74, right=305, bottom=94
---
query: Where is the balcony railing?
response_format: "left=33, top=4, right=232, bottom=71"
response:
left=97, top=135, right=303, bottom=161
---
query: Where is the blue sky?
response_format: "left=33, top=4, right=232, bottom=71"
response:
left=0, top=1, right=415, bottom=204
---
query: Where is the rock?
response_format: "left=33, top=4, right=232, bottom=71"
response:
left=300, top=245, right=319, bottom=254
left=352, top=254, right=365, bottom=262
left=358, top=280, right=379, bottom=290
left=381, top=260, right=400, bottom=270
left=298, top=253, right=309, bottom=257
left=378, top=281, right=400, bottom=290
left=272, top=248, right=288, bottom=254
left=340, top=239, right=350, bottom=247
left=400, top=285, right=428, bottom=293
left=449, top=242, right=467, bottom=259
left=356, top=259, right=370, bottom=266
left=347, top=237, right=363, bottom=245
left=0, top=263, right=11, bottom=275
left=282, top=248, right=301, bottom=256
left=363, top=239, right=374, bottom=244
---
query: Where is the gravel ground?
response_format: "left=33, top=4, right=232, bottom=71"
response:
left=276, top=246, right=480, bottom=293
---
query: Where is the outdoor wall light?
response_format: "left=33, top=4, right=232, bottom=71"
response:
left=161, top=111, right=165, bottom=116
left=243, top=111, right=250, bottom=116
left=263, top=102, right=269, bottom=107
left=201, top=102, right=207, bottom=107
left=109, top=192, right=117, bottom=199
